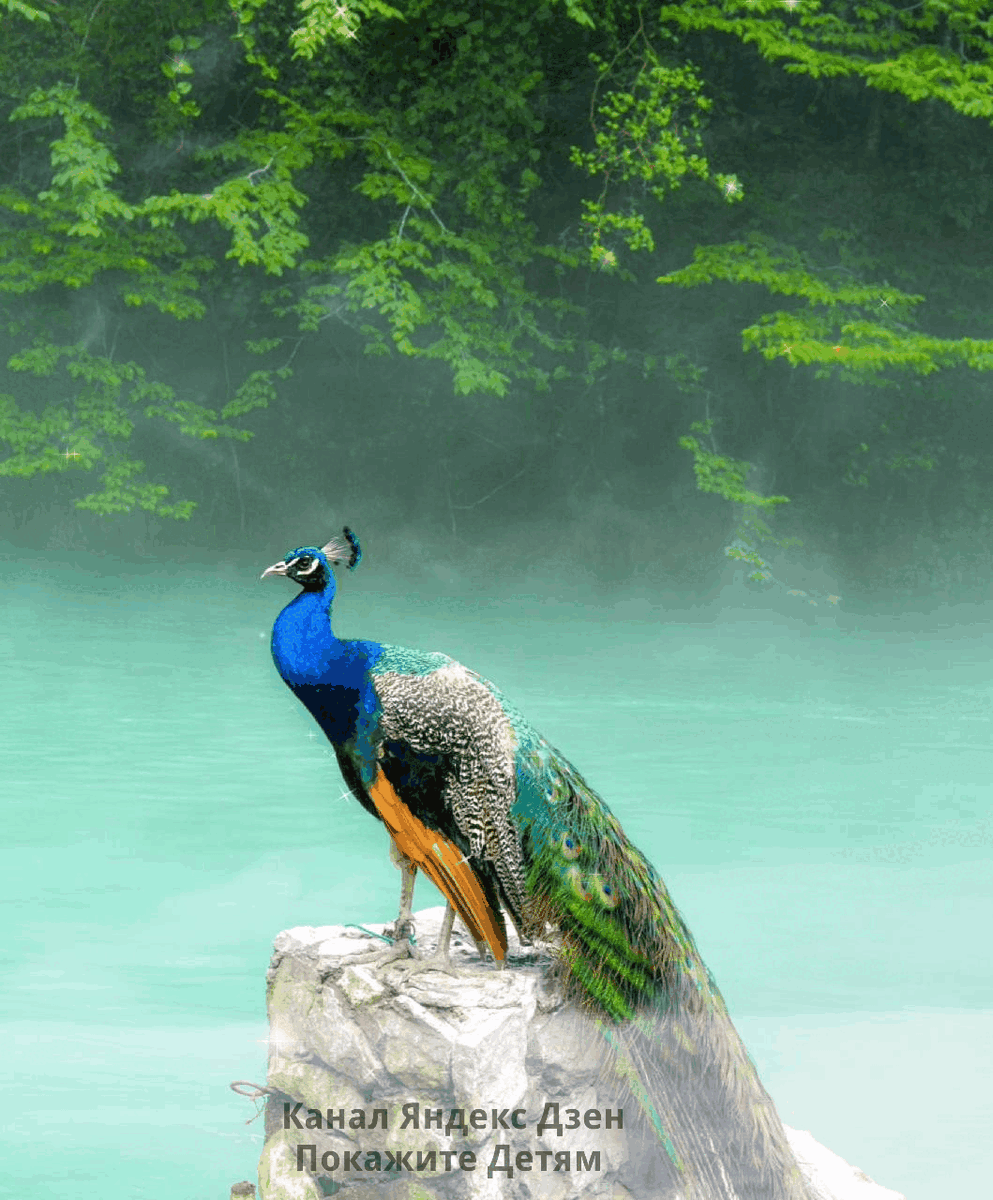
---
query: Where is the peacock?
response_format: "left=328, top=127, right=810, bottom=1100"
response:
left=262, top=528, right=813, bottom=1200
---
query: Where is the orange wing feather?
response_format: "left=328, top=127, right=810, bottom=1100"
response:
left=367, top=769, right=508, bottom=960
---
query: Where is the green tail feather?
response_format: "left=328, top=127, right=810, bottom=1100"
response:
left=509, top=738, right=814, bottom=1200
left=597, top=1020, right=684, bottom=1172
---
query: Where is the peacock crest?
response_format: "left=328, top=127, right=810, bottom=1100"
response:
left=321, top=526, right=362, bottom=570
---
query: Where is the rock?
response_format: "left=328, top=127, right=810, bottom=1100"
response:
left=258, top=908, right=906, bottom=1200
left=786, top=1129, right=907, bottom=1200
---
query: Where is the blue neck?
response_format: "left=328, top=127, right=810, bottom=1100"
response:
left=271, top=585, right=342, bottom=685
left=270, top=587, right=383, bottom=750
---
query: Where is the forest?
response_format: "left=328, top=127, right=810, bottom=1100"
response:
left=3, top=0, right=993, bottom=604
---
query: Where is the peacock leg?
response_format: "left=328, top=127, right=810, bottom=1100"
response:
left=387, top=902, right=502, bottom=980
left=352, top=842, right=418, bottom=966
left=385, top=843, right=417, bottom=945
left=384, top=901, right=457, bottom=978
left=433, top=900, right=456, bottom=961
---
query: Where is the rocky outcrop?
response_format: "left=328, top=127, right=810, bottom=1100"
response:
left=257, top=907, right=905, bottom=1200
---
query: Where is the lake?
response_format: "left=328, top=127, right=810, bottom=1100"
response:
left=2, top=547, right=990, bottom=1198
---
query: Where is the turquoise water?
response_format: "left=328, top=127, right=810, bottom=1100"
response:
left=3, top=549, right=991, bottom=1198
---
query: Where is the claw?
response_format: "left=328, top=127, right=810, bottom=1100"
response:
left=351, top=938, right=416, bottom=967
left=384, top=904, right=496, bottom=980
left=387, top=950, right=458, bottom=981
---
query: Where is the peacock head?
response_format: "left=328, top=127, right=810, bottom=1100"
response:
left=260, top=526, right=362, bottom=592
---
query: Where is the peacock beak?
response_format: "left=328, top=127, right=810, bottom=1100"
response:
left=260, top=560, right=289, bottom=581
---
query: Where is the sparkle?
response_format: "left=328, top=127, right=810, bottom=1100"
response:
left=876, top=298, right=890, bottom=311
left=62, top=447, right=80, bottom=461
left=263, top=1024, right=295, bottom=1054
left=723, top=177, right=740, bottom=197
left=433, top=841, right=470, bottom=866
left=333, top=3, right=358, bottom=39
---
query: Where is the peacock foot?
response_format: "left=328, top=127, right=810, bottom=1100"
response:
left=350, top=937, right=416, bottom=967
left=384, top=949, right=463, bottom=980
left=386, top=944, right=504, bottom=981
left=384, top=914, right=415, bottom=944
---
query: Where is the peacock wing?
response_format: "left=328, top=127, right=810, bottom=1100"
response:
left=366, top=647, right=531, bottom=957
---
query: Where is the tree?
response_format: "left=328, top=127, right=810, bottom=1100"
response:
left=2, top=0, right=993, bottom=580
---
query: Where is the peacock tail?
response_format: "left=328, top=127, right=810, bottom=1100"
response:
left=264, top=530, right=813, bottom=1200
left=361, top=651, right=807, bottom=1199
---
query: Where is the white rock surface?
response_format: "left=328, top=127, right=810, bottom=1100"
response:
left=258, top=907, right=906, bottom=1200
left=786, top=1129, right=906, bottom=1200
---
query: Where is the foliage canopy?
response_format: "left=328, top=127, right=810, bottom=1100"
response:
left=2, top=0, right=993, bottom=592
